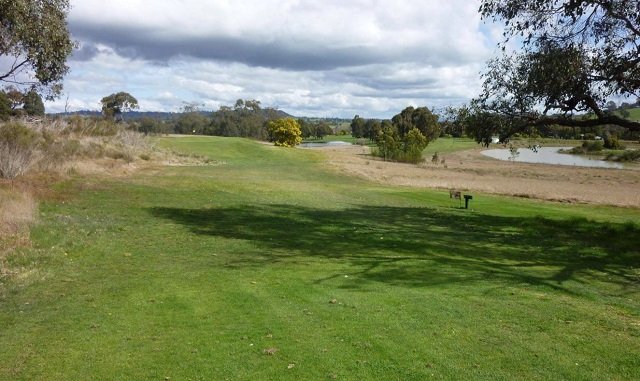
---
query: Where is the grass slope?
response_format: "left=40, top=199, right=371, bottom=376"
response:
left=1, top=137, right=639, bottom=380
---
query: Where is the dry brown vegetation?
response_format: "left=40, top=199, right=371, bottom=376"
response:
left=318, top=144, right=640, bottom=208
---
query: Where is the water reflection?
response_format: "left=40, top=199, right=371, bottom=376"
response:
left=299, top=141, right=353, bottom=148
left=481, top=146, right=632, bottom=169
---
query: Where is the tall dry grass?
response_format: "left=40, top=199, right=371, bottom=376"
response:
left=0, top=116, right=156, bottom=178
left=0, top=189, right=37, bottom=238
left=0, top=189, right=37, bottom=287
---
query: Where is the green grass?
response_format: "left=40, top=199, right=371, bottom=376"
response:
left=1, top=136, right=639, bottom=380
left=622, top=107, right=640, bottom=121
left=423, top=137, right=479, bottom=155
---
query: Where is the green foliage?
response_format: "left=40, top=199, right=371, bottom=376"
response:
left=100, top=92, right=139, bottom=120
left=314, top=122, right=333, bottom=139
left=297, top=118, right=313, bottom=138
left=603, top=134, right=623, bottom=150
left=2, top=85, right=24, bottom=109
left=572, top=140, right=605, bottom=154
left=391, top=106, right=440, bottom=142
left=0, top=92, right=11, bottom=121
left=350, top=115, right=366, bottom=138
left=268, top=117, right=302, bottom=147
left=22, top=90, right=45, bottom=116
left=174, top=111, right=209, bottom=135
left=206, top=99, right=276, bottom=140
left=0, top=0, right=76, bottom=98
left=613, top=149, right=640, bottom=162
left=137, top=117, right=159, bottom=135
left=474, top=0, right=640, bottom=142
left=363, top=118, right=381, bottom=141
left=373, top=126, right=427, bottom=164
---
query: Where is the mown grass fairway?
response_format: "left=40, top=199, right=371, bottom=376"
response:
left=1, top=137, right=639, bottom=380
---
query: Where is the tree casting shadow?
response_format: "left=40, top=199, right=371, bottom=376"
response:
left=149, top=204, right=640, bottom=293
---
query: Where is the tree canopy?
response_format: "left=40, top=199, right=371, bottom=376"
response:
left=391, top=106, right=440, bottom=142
left=101, top=92, right=139, bottom=120
left=268, top=117, right=302, bottom=147
left=471, top=0, right=640, bottom=144
left=0, top=0, right=76, bottom=98
left=23, top=89, right=44, bottom=116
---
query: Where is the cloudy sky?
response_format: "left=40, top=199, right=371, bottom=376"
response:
left=42, top=0, right=504, bottom=118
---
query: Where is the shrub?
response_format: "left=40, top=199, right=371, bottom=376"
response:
left=603, top=135, right=624, bottom=150
left=0, top=122, right=41, bottom=179
left=616, top=150, right=640, bottom=162
left=586, top=140, right=604, bottom=151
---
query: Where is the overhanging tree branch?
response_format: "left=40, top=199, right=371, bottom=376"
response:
left=471, top=0, right=640, bottom=144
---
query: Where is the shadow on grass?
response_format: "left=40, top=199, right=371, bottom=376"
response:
left=149, top=204, right=640, bottom=293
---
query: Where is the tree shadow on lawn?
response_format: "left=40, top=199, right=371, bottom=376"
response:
left=149, top=204, right=640, bottom=293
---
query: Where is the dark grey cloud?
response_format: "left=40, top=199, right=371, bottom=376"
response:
left=71, top=23, right=396, bottom=70
left=71, top=42, right=101, bottom=61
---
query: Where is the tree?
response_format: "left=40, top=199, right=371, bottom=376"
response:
left=364, top=119, right=381, bottom=141
left=2, top=86, right=24, bottom=109
left=297, top=118, right=313, bottom=138
left=374, top=123, right=399, bottom=161
left=391, top=106, right=440, bottom=142
left=175, top=103, right=208, bottom=135
left=138, top=117, right=159, bottom=135
left=314, top=122, right=333, bottom=139
left=23, top=90, right=45, bottom=116
left=0, top=92, right=11, bottom=120
left=473, top=0, right=640, bottom=145
left=100, top=92, right=139, bottom=120
left=268, top=117, right=302, bottom=147
left=0, top=0, right=76, bottom=98
left=350, top=115, right=365, bottom=138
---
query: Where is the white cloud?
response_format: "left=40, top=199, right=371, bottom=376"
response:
left=41, top=0, right=499, bottom=117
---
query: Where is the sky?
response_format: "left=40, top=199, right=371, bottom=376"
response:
left=40, top=0, right=504, bottom=118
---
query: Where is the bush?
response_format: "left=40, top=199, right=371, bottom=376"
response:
left=616, top=150, right=640, bottom=162
left=373, top=127, right=426, bottom=164
left=0, top=122, right=41, bottom=179
left=604, top=135, right=624, bottom=150
left=585, top=140, right=604, bottom=152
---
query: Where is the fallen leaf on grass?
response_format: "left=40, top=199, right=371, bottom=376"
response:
left=263, top=348, right=278, bottom=355
left=287, top=363, right=295, bottom=369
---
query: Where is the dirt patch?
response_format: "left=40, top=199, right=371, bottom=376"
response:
left=315, top=145, right=640, bottom=208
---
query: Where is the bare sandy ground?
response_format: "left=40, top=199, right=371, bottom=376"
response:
left=310, top=145, right=640, bottom=208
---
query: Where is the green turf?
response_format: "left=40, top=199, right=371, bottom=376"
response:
left=1, top=136, right=639, bottom=380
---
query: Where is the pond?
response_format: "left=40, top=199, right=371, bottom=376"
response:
left=299, top=141, right=353, bottom=148
left=481, top=146, right=636, bottom=169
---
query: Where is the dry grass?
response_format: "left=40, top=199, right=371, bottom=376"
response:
left=0, top=188, right=38, bottom=286
left=0, top=189, right=37, bottom=237
left=319, top=145, right=640, bottom=207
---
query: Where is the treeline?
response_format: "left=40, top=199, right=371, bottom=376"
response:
left=132, top=99, right=337, bottom=140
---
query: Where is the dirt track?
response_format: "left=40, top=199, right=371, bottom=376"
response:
left=312, top=145, right=640, bottom=208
